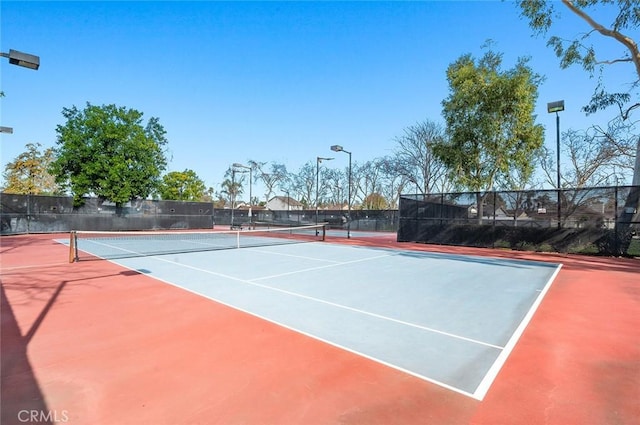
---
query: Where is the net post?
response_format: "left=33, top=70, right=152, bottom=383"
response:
left=69, top=231, right=78, bottom=263
left=321, top=224, right=326, bottom=241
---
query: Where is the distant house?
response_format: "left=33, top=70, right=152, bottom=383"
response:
left=236, top=204, right=266, bottom=213
left=266, top=196, right=304, bottom=211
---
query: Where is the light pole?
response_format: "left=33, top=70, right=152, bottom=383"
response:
left=316, top=156, right=333, bottom=226
left=284, top=190, right=290, bottom=211
left=1, top=49, right=40, bottom=70
left=330, top=145, right=352, bottom=238
left=230, top=168, right=236, bottom=228
left=547, top=100, right=564, bottom=229
left=1, top=49, right=39, bottom=135
left=233, top=163, right=252, bottom=227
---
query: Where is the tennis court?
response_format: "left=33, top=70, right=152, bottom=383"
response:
left=67, top=226, right=559, bottom=399
left=2, top=230, right=638, bottom=424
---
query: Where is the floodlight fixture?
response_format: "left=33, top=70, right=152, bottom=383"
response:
left=1, top=49, right=40, bottom=70
left=547, top=100, right=564, bottom=113
left=0, top=126, right=14, bottom=134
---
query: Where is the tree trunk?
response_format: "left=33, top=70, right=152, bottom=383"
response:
left=616, top=138, right=640, bottom=255
left=632, top=139, right=640, bottom=186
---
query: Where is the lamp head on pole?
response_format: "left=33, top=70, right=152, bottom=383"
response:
left=317, top=156, right=334, bottom=163
left=1, top=49, right=40, bottom=70
left=547, top=100, right=565, bottom=113
left=331, top=144, right=351, bottom=155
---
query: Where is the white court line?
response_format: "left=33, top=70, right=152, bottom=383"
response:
left=135, top=253, right=505, bottom=351
left=472, top=263, right=562, bottom=400
left=108, top=257, right=479, bottom=399
left=82, top=242, right=558, bottom=399
left=248, top=251, right=398, bottom=282
left=248, top=247, right=343, bottom=263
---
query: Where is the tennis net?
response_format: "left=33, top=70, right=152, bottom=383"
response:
left=69, top=223, right=326, bottom=262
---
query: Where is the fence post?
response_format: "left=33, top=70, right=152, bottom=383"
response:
left=557, top=188, right=562, bottom=229
left=492, top=190, right=497, bottom=248
left=614, top=185, right=619, bottom=255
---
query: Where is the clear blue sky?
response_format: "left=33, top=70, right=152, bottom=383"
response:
left=0, top=1, right=632, bottom=196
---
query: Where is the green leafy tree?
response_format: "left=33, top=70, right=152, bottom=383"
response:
left=50, top=103, right=168, bottom=208
left=158, top=169, right=206, bottom=201
left=516, top=0, right=639, bottom=119
left=2, top=142, right=60, bottom=194
left=435, top=49, right=544, bottom=220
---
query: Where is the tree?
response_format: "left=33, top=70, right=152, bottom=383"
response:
left=351, top=159, right=388, bottom=208
left=2, top=143, right=60, bottom=194
left=158, top=169, right=206, bottom=201
left=250, top=160, right=288, bottom=203
left=435, top=49, right=545, bottom=220
left=391, top=120, right=450, bottom=195
left=362, top=193, right=388, bottom=210
left=591, top=116, right=639, bottom=183
left=540, top=126, right=635, bottom=189
left=220, top=167, right=244, bottom=207
left=50, top=103, right=168, bottom=208
left=516, top=0, right=640, bottom=235
left=325, top=167, right=346, bottom=207
left=292, top=162, right=317, bottom=208
left=516, top=0, right=639, bottom=120
left=377, top=156, right=411, bottom=209
left=201, top=186, right=215, bottom=203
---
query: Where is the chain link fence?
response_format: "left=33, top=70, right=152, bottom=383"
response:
left=0, top=194, right=214, bottom=233
left=398, top=186, right=640, bottom=256
left=1, top=193, right=398, bottom=234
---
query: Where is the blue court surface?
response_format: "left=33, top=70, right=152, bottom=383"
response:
left=77, top=239, right=561, bottom=400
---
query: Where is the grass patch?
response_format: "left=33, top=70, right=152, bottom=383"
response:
left=627, top=238, right=640, bottom=257
left=536, top=243, right=554, bottom=252
left=493, top=239, right=511, bottom=249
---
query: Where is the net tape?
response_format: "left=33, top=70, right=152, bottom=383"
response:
left=69, top=224, right=326, bottom=262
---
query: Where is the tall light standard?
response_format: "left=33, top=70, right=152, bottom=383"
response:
left=330, top=145, right=352, bottom=238
left=316, top=156, right=333, bottom=225
left=230, top=168, right=237, bottom=228
left=548, top=100, right=564, bottom=229
left=233, top=163, right=252, bottom=227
